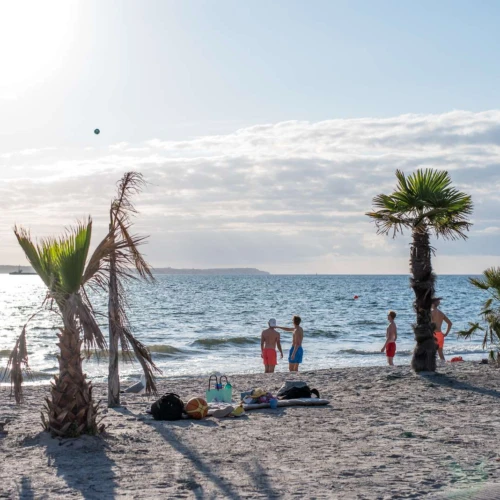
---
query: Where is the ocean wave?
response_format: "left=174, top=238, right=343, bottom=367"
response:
left=339, top=345, right=487, bottom=357
left=351, top=320, right=384, bottom=326
left=444, top=345, right=487, bottom=355
left=192, top=337, right=260, bottom=349
left=308, top=330, right=340, bottom=339
left=338, top=348, right=413, bottom=356
left=43, top=344, right=186, bottom=360
left=0, top=368, right=55, bottom=380
left=148, top=345, right=186, bottom=356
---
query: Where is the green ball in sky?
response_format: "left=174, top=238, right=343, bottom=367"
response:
left=94, top=129, right=100, bottom=135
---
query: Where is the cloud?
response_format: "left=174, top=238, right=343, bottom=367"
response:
left=1, top=110, right=500, bottom=273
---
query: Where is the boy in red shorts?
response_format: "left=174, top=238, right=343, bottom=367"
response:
left=381, top=311, right=397, bottom=366
left=261, top=318, right=283, bottom=373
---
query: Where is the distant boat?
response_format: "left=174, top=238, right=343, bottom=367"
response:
left=9, top=266, right=36, bottom=275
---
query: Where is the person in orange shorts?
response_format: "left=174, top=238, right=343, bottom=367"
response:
left=381, top=311, right=397, bottom=366
left=261, top=318, right=283, bottom=373
left=431, top=297, right=452, bottom=362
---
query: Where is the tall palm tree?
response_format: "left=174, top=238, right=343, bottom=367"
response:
left=5, top=214, right=158, bottom=437
left=107, top=172, right=155, bottom=407
left=366, top=169, right=473, bottom=372
left=458, top=267, right=500, bottom=362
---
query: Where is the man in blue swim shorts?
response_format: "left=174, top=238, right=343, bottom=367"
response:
left=276, top=315, right=304, bottom=372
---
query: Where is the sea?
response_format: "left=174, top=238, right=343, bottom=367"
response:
left=0, top=274, right=490, bottom=385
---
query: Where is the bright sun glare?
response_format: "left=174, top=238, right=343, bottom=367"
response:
left=0, top=1, right=79, bottom=99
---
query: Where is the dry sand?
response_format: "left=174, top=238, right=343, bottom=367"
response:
left=2, top=362, right=500, bottom=499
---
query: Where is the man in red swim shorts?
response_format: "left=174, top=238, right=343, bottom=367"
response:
left=261, top=318, right=283, bottom=373
left=431, top=297, right=452, bottom=363
left=381, top=311, right=397, bottom=366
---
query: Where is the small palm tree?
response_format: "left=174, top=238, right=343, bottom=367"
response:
left=367, top=169, right=473, bottom=372
left=458, top=267, right=500, bottom=362
left=6, top=210, right=158, bottom=436
left=107, top=172, right=155, bottom=407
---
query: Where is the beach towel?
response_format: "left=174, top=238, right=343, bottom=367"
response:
left=243, top=398, right=330, bottom=411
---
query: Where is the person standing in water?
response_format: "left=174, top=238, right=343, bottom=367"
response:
left=261, top=318, right=283, bottom=373
left=381, top=311, right=397, bottom=366
left=431, top=297, right=452, bottom=363
left=276, top=315, right=304, bottom=372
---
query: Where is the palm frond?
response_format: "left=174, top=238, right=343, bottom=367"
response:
left=2, top=327, right=30, bottom=404
left=111, top=297, right=160, bottom=395
left=457, top=322, right=484, bottom=340
left=114, top=215, right=153, bottom=281
left=82, top=230, right=151, bottom=289
left=14, top=219, right=93, bottom=298
left=470, top=268, right=500, bottom=294
left=367, top=168, right=473, bottom=241
left=63, top=293, right=107, bottom=354
left=112, top=172, right=146, bottom=219
left=111, top=172, right=153, bottom=282
left=56, top=219, right=93, bottom=295
left=14, top=226, right=55, bottom=288
left=0, top=303, right=47, bottom=405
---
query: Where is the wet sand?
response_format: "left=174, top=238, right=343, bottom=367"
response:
left=2, top=362, right=500, bottom=499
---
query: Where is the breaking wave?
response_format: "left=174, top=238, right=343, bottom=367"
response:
left=308, top=329, right=340, bottom=339
left=148, top=345, right=186, bottom=356
left=339, top=345, right=487, bottom=357
left=339, top=348, right=413, bottom=356
left=192, top=337, right=260, bottom=349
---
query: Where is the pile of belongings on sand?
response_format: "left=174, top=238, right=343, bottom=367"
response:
left=149, top=392, right=245, bottom=421
left=147, top=378, right=323, bottom=422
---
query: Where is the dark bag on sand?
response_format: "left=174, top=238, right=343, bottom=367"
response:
left=151, top=393, right=185, bottom=421
left=279, top=386, right=320, bottom=400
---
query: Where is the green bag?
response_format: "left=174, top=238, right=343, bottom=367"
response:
left=205, top=375, right=233, bottom=403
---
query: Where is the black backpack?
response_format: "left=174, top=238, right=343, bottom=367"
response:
left=279, top=386, right=320, bottom=400
left=151, top=393, right=185, bottom=421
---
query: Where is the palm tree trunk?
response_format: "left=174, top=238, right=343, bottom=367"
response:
left=410, top=228, right=437, bottom=372
left=44, top=325, right=99, bottom=436
left=108, top=244, right=121, bottom=407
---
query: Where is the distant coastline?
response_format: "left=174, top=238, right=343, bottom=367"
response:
left=0, top=265, right=270, bottom=276
left=0, top=266, right=36, bottom=274
left=152, top=267, right=270, bottom=276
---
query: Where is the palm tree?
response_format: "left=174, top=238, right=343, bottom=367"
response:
left=458, top=267, right=500, bottom=362
left=107, top=172, right=155, bottom=407
left=366, top=169, right=473, bottom=372
left=5, top=212, right=158, bottom=436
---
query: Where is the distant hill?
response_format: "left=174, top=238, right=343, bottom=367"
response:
left=153, top=267, right=270, bottom=276
left=0, top=265, right=270, bottom=276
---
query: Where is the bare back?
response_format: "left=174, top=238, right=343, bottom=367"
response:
left=292, top=326, right=304, bottom=347
left=431, top=308, right=446, bottom=332
left=262, top=328, right=280, bottom=349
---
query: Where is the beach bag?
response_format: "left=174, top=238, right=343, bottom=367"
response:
left=151, top=393, right=185, bottom=421
left=206, top=375, right=233, bottom=403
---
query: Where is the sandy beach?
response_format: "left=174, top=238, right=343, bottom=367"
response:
left=2, top=362, right=500, bottom=499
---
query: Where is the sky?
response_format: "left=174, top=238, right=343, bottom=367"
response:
left=1, top=0, right=500, bottom=274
